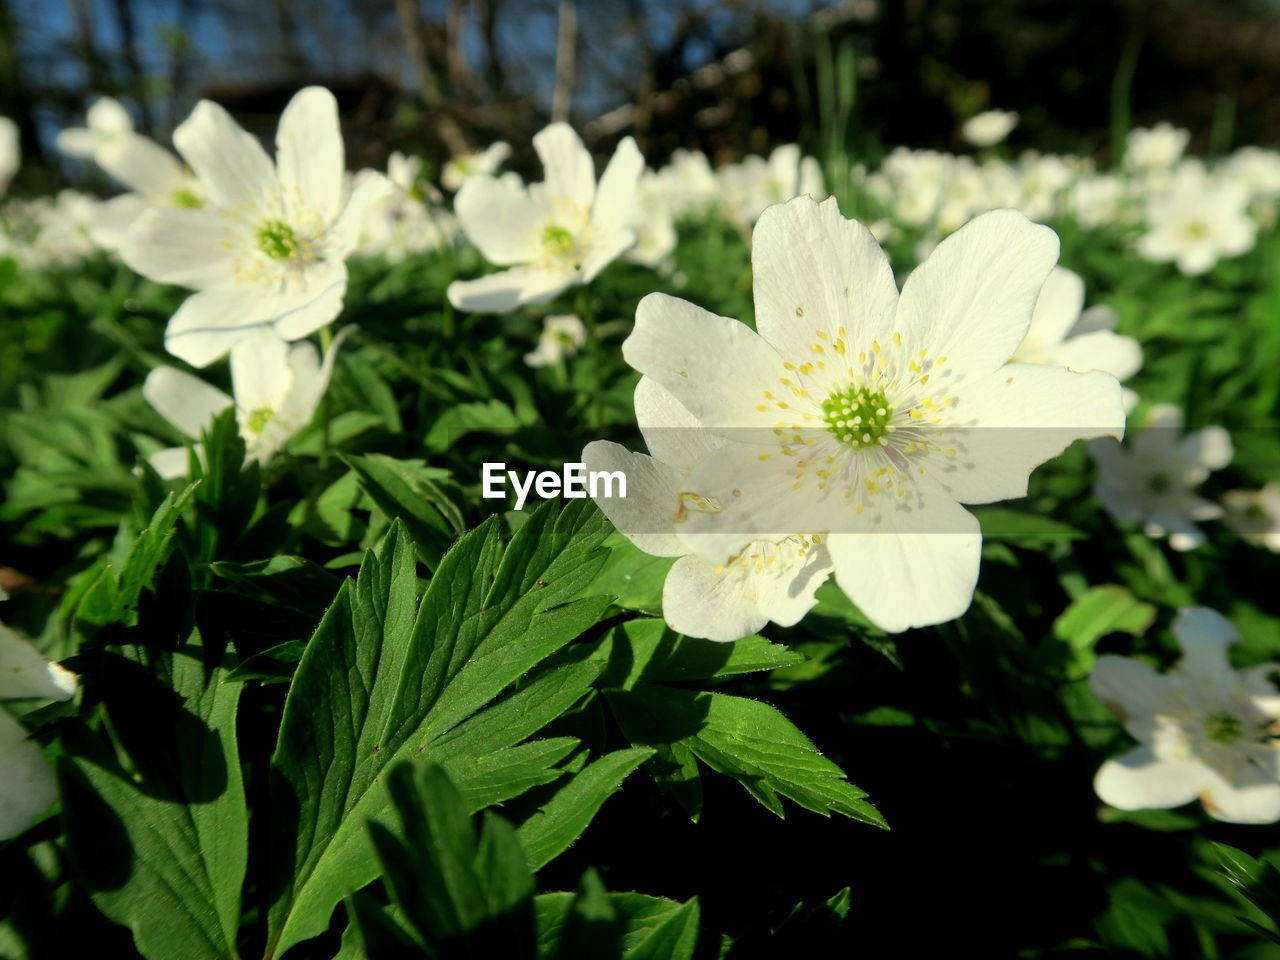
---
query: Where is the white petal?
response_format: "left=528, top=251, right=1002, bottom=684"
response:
left=927, top=363, right=1126, bottom=505
left=0, top=712, right=58, bottom=841
left=1026, top=267, right=1085, bottom=349
left=1179, top=426, right=1233, bottom=472
left=454, top=174, right=543, bottom=265
left=447, top=266, right=573, bottom=313
left=1199, top=766, right=1280, bottom=824
left=88, top=97, right=133, bottom=135
left=147, top=446, right=193, bottom=479
left=164, top=288, right=283, bottom=367
left=174, top=99, right=278, bottom=211
left=533, top=123, right=595, bottom=210
left=1171, top=607, right=1238, bottom=682
left=0, top=623, right=77, bottom=701
left=1089, top=654, right=1175, bottom=737
left=590, top=137, right=644, bottom=234
left=278, top=325, right=351, bottom=431
left=118, top=207, right=238, bottom=289
left=634, top=377, right=726, bottom=469
left=661, top=543, right=830, bottom=643
left=275, top=87, right=344, bottom=223
left=895, top=209, right=1060, bottom=376
left=826, top=489, right=982, bottom=632
left=623, top=293, right=785, bottom=431
left=751, top=197, right=900, bottom=367
left=143, top=367, right=233, bottom=437
left=581, top=441, right=686, bottom=558
left=1048, top=330, right=1143, bottom=381
left=1094, top=745, right=1207, bottom=811
left=230, top=326, right=293, bottom=415
left=95, top=133, right=187, bottom=198
left=328, top=169, right=393, bottom=258
left=579, top=228, right=635, bottom=283
left=55, top=128, right=98, bottom=159
left=271, top=262, right=349, bottom=341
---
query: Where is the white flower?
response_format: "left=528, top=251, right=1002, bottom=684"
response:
left=962, top=110, right=1019, bottom=148
left=0, top=621, right=77, bottom=840
left=1091, top=607, right=1280, bottom=824
left=583, top=379, right=831, bottom=641
left=85, top=131, right=207, bottom=250
left=359, top=154, right=456, bottom=260
left=118, top=87, right=390, bottom=367
left=442, top=141, right=511, bottom=192
left=447, top=124, right=643, bottom=313
left=1068, top=172, right=1127, bottom=230
left=55, top=96, right=133, bottom=159
left=143, top=326, right=349, bottom=477
left=1135, top=163, right=1255, bottom=275
left=1091, top=404, right=1231, bottom=551
left=624, top=170, right=678, bottom=269
left=0, top=116, right=18, bottom=194
left=524, top=314, right=587, bottom=367
left=718, top=144, right=825, bottom=227
left=621, top=196, right=1125, bottom=633
left=1014, top=267, right=1142, bottom=386
left=1125, top=123, right=1189, bottom=172
left=1222, top=484, right=1280, bottom=553
left=651, top=149, right=719, bottom=217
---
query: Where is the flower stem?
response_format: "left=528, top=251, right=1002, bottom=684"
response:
left=578, top=287, right=603, bottom=428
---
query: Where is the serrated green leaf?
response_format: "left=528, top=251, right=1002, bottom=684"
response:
left=60, top=646, right=246, bottom=960
left=266, top=500, right=612, bottom=958
left=516, top=747, right=654, bottom=871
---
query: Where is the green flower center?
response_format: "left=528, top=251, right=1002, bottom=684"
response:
left=1147, top=473, right=1171, bottom=495
left=823, top=385, right=894, bottom=449
left=257, top=220, right=300, bottom=260
left=542, top=224, right=575, bottom=258
left=1205, top=712, right=1244, bottom=745
left=1185, top=220, right=1207, bottom=238
left=247, top=407, right=275, bottom=435
left=170, top=188, right=202, bottom=209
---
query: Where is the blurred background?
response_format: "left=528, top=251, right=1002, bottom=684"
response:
left=3, top=0, right=1280, bottom=192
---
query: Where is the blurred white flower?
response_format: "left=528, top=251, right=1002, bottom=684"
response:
left=1015, top=267, right=1142, bottom=385
left=441, top=141, right=511, bottom=192
left=1223, top=484, right=1280, bottom=552
left=143, top=326, right=349, bottom=477
left=717, top=144, right=825, bottom=227
left=0, top=116, right=18, bottom=194
left=85, top=131, right=206, bottom=250
left=1068, top=172, right=1127, bottom=230
left=359, top=154, right=456, bottom=259
left=651, top=148, right=719, bottom=217
left=583, top=379, right=831, bottom=641
left=118, top=86, right=390, bottom=367
left=1135, top=162, right=1255, bottom=275
left=624, top=170, right=678, bottom=269
left=962, top=110, right=1019, bottom=148
left=1125, top=123, right=1190, bottom=173
left=621, top=197, right=1124, bottom=633
left=55, top=97, right=133, bottom=159
left=1091, top=404, right=1231, bottom=550
left=1091, top=607, right=1280, bottom=824
left=447, top=123, right=643, bottom=313
left=524, top=314, right=586, bottom=368
left=0, top=621, right=77, bottom=841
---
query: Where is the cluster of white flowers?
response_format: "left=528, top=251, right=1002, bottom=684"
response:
left=855, top=123, right=1278, bottom=276
left=2, top=92, right=1279, bottom=838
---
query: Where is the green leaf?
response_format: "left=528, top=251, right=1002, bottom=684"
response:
left=589, top=535, right=673, bottom=613
left=536, top=890, right=697, bottom=959
left=597, top=619, right=805, bottom=690
left=266, top=500, right=612, bottom=958
left=76, top=483, right=199, bottom=627
left=344, top=453, right=465, bottom=570
left=972, top=506, right=1086, bottom=542
left=60, top=646, right=247, bottom=960
left=516, top=747, right=654, bottom=871
left=551, top=870, right=621, bottom=960
left=1053, top=585, right=1156, bottom=677
left=605, top=685, right=884, bottom=828
left=365, top=763, right=537, bottom=959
